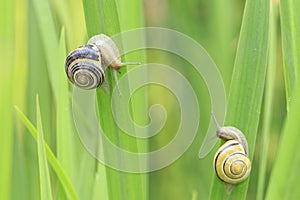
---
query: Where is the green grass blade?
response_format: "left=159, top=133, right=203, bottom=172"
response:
left=26, top=2, right=52, bottom=198
left=82, top=0, right=102, bottom=37
left=57, top=12, right=99, bottom=200
left=14, top=106, right=79, bottom=200
left=31, top=0, right=58, bottom=61
left=82, top=0, right=144, bottom=199
left=55, top=28, right=72, bottom=200
left=279, top=0, right=300, bottom=109
left=36, top=95, right=53, bottom=200
left=92, top=164, right=108, bottom=200
left=117, top=1, right=148, bottom=199
left=0, top=0, right=14, bottom=199
left=56, top=28, right=75, bottom=178
left=118, top=0, right=145, bottom=30
left=32, top=0, right=105, bottom=199
left=209, top=0, right=269, bottom=199
left=51, top=0, right=86, bottom=47
left=265, top=0, right=300, bottom=199
left=256, top=1, right=278, bottom=199
left=210, top=0, right=236, bottom=92
left=265, top=84, right=300, bottom=199
left=13, top=0, right=27, bottom=117
left=31, top=0, right=77, bottom=197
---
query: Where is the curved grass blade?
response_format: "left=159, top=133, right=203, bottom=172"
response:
left=15, top=106, right=79, bottom=200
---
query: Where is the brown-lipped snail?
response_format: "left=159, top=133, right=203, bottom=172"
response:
left=211, top=113, right=251, bottom=192
left=65, top=34, right=140, bottom=94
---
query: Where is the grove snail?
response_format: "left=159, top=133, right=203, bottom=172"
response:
left=65, top=34, right=140, bottom=94
left=211, top=113, right=251, bottom=192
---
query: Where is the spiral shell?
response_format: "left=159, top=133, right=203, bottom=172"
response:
left=65, top=34, right=140, bottom=94
left=211, top=113, right=251, bottom=185
left=214, top=140, right=251, bottom=184
left=65, top=44, right=105, bottom=90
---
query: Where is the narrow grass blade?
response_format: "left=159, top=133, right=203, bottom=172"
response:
left=15, top=106, right=79, bottom=200
left=13, top=0, right=28, bottom=120
left=265, top=84, right=300, bottom=199
left=36, top=95, right=53, bottom=200
left=31, top=0, right=57, bottom=62
left=210, top=0, right=236, bottom=91
left=92, top=164, right=108, bottom=200
left=256, top=1, right=278, bottom=199
left=265, top=0, right=300, bottom=199
left=56, top=28, right=76, bottom=178
left=279, top=0, right=300, bottom=109
left=117, top=1, right=148, bottom=199
left=0, top=0, right=14, bottom=199
left=55, top=28, right=71, bottom=200
left=210, top=0, right=269, bottom=199
left=26, top=3, right=52, bottom=199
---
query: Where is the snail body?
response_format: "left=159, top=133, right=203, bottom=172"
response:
left=211, top=113, right=251, bottom=187
left=216, top=126, right=249, bottom=156
left=65, top=34, right=139, bottom=94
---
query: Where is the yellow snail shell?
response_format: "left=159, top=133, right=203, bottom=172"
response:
left=211, top=113, right=251, bottom=186
left=214, top=139, right=251, bottom=184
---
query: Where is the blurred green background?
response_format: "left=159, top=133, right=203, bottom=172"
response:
left=1, top=0, right=299, bottom=199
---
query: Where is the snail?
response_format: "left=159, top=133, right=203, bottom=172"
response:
left=211, top=113, right=251, bottom=193
left=65, top=34, right=140, bottom=94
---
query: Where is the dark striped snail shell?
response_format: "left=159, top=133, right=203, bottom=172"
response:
left=211, top=113, right=251, bottom=186
left=65, top=44, right=104, bottom=90
left=65, top=34, right=139, bottom=94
